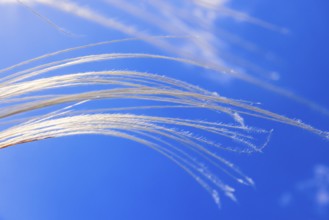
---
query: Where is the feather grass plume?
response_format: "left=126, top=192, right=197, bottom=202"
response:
left=0, top=0, right=328, bottom=210
left=0, top=37, right=328, bottom=207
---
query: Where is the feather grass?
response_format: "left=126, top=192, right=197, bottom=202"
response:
left=0, top=0, right=328, bottom=207
left=0, top=42, right=328, bottom=206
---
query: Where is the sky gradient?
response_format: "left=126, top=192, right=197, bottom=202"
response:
left=0, top=1, right=328, bottom=220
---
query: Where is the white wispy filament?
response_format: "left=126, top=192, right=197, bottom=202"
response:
left=0, top=44, right=328, bottom=207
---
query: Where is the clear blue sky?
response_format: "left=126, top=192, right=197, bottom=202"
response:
left=0, top=1, right=328, bottom=220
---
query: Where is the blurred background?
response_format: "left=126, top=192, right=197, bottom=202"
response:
left=0, top=0, right=328, bottom=219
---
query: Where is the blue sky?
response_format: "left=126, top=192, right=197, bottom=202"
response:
left=0, top=1, right=328, bottom=220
